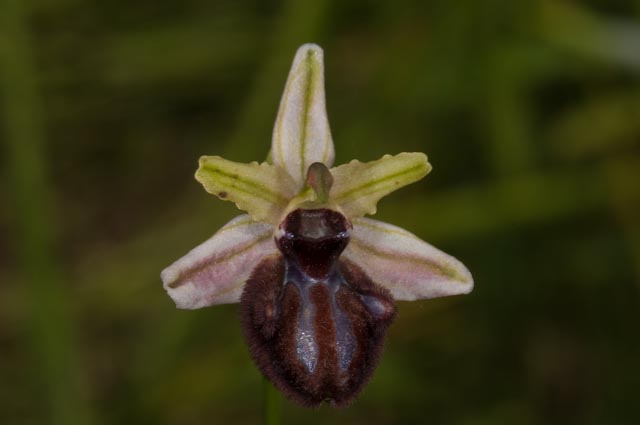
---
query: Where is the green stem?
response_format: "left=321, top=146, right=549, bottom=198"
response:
left=0, top=1, right=90, bottom=424
left=263, top=378, right=282, bottom=425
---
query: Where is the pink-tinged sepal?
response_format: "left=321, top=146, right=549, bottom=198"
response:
left=161, top=214, right=277, bottom=309
left=344, top=217, right=473, bottom=301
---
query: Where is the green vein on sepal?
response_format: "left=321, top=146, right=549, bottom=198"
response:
left=195, top=156, right=294, bottom=224
left=331, top=152, right=431, bottom=218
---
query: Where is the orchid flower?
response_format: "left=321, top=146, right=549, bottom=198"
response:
left=161, top=43, right=473, bottom=408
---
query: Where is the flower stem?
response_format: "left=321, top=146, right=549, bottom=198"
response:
left=263, top=378, right=282, bottom=425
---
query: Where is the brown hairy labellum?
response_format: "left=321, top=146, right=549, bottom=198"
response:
left=240, top=208, right=396, bottom=407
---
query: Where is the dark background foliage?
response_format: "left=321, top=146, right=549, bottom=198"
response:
left=1, top=0, right=639, bottom=424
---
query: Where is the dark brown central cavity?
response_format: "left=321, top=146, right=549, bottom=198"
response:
left=240, top=208, right=396, bottom=408
left=275, top=208, right=350, bottom=279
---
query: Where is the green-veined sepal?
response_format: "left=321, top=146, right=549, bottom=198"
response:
left=161, top=215, right=278, bottom=308
left=344, top=217, right=473, bottom=301
left=271, top=43, right=335, bottom=187
left=330, top=152, right=431, bottom=218
left=196, top=156, right=297, bottom=224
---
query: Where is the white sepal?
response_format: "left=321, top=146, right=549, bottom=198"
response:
left=344, top=217, right=473, bottom=301
left=271, top=43, right=335, bottom=187
left=161, top=215, right=278, bottom=308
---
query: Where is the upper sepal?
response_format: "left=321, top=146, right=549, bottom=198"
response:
left=271, top=43, right=335, bottom=186
left=196, top=156, right=296, bottom=224
left=161, top=214, right=278, bottom=308
left=330, top=152, right=431, bottom=219
left=343, top=217, right=473, bottom=301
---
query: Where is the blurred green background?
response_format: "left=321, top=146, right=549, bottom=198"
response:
left=2, top=0, right=640, bottom=424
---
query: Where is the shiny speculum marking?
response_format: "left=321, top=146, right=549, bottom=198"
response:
left=240, top=208, right=397, bottom=407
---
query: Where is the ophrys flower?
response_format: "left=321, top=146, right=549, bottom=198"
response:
left=161, top=43, right=473, bottom=407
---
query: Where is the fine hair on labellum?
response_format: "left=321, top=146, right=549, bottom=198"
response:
left=240, top=208, right=396, bottom=408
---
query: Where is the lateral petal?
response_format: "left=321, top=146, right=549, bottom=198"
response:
left=271, top=43, right=335, bottom=187
left=161, top=215, right=278, bottom=309
left=331, top=152, right=431, bottom=218
left=343, top=217, right=473, bottom=301
left=196, top=156, right=296, bottom=224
